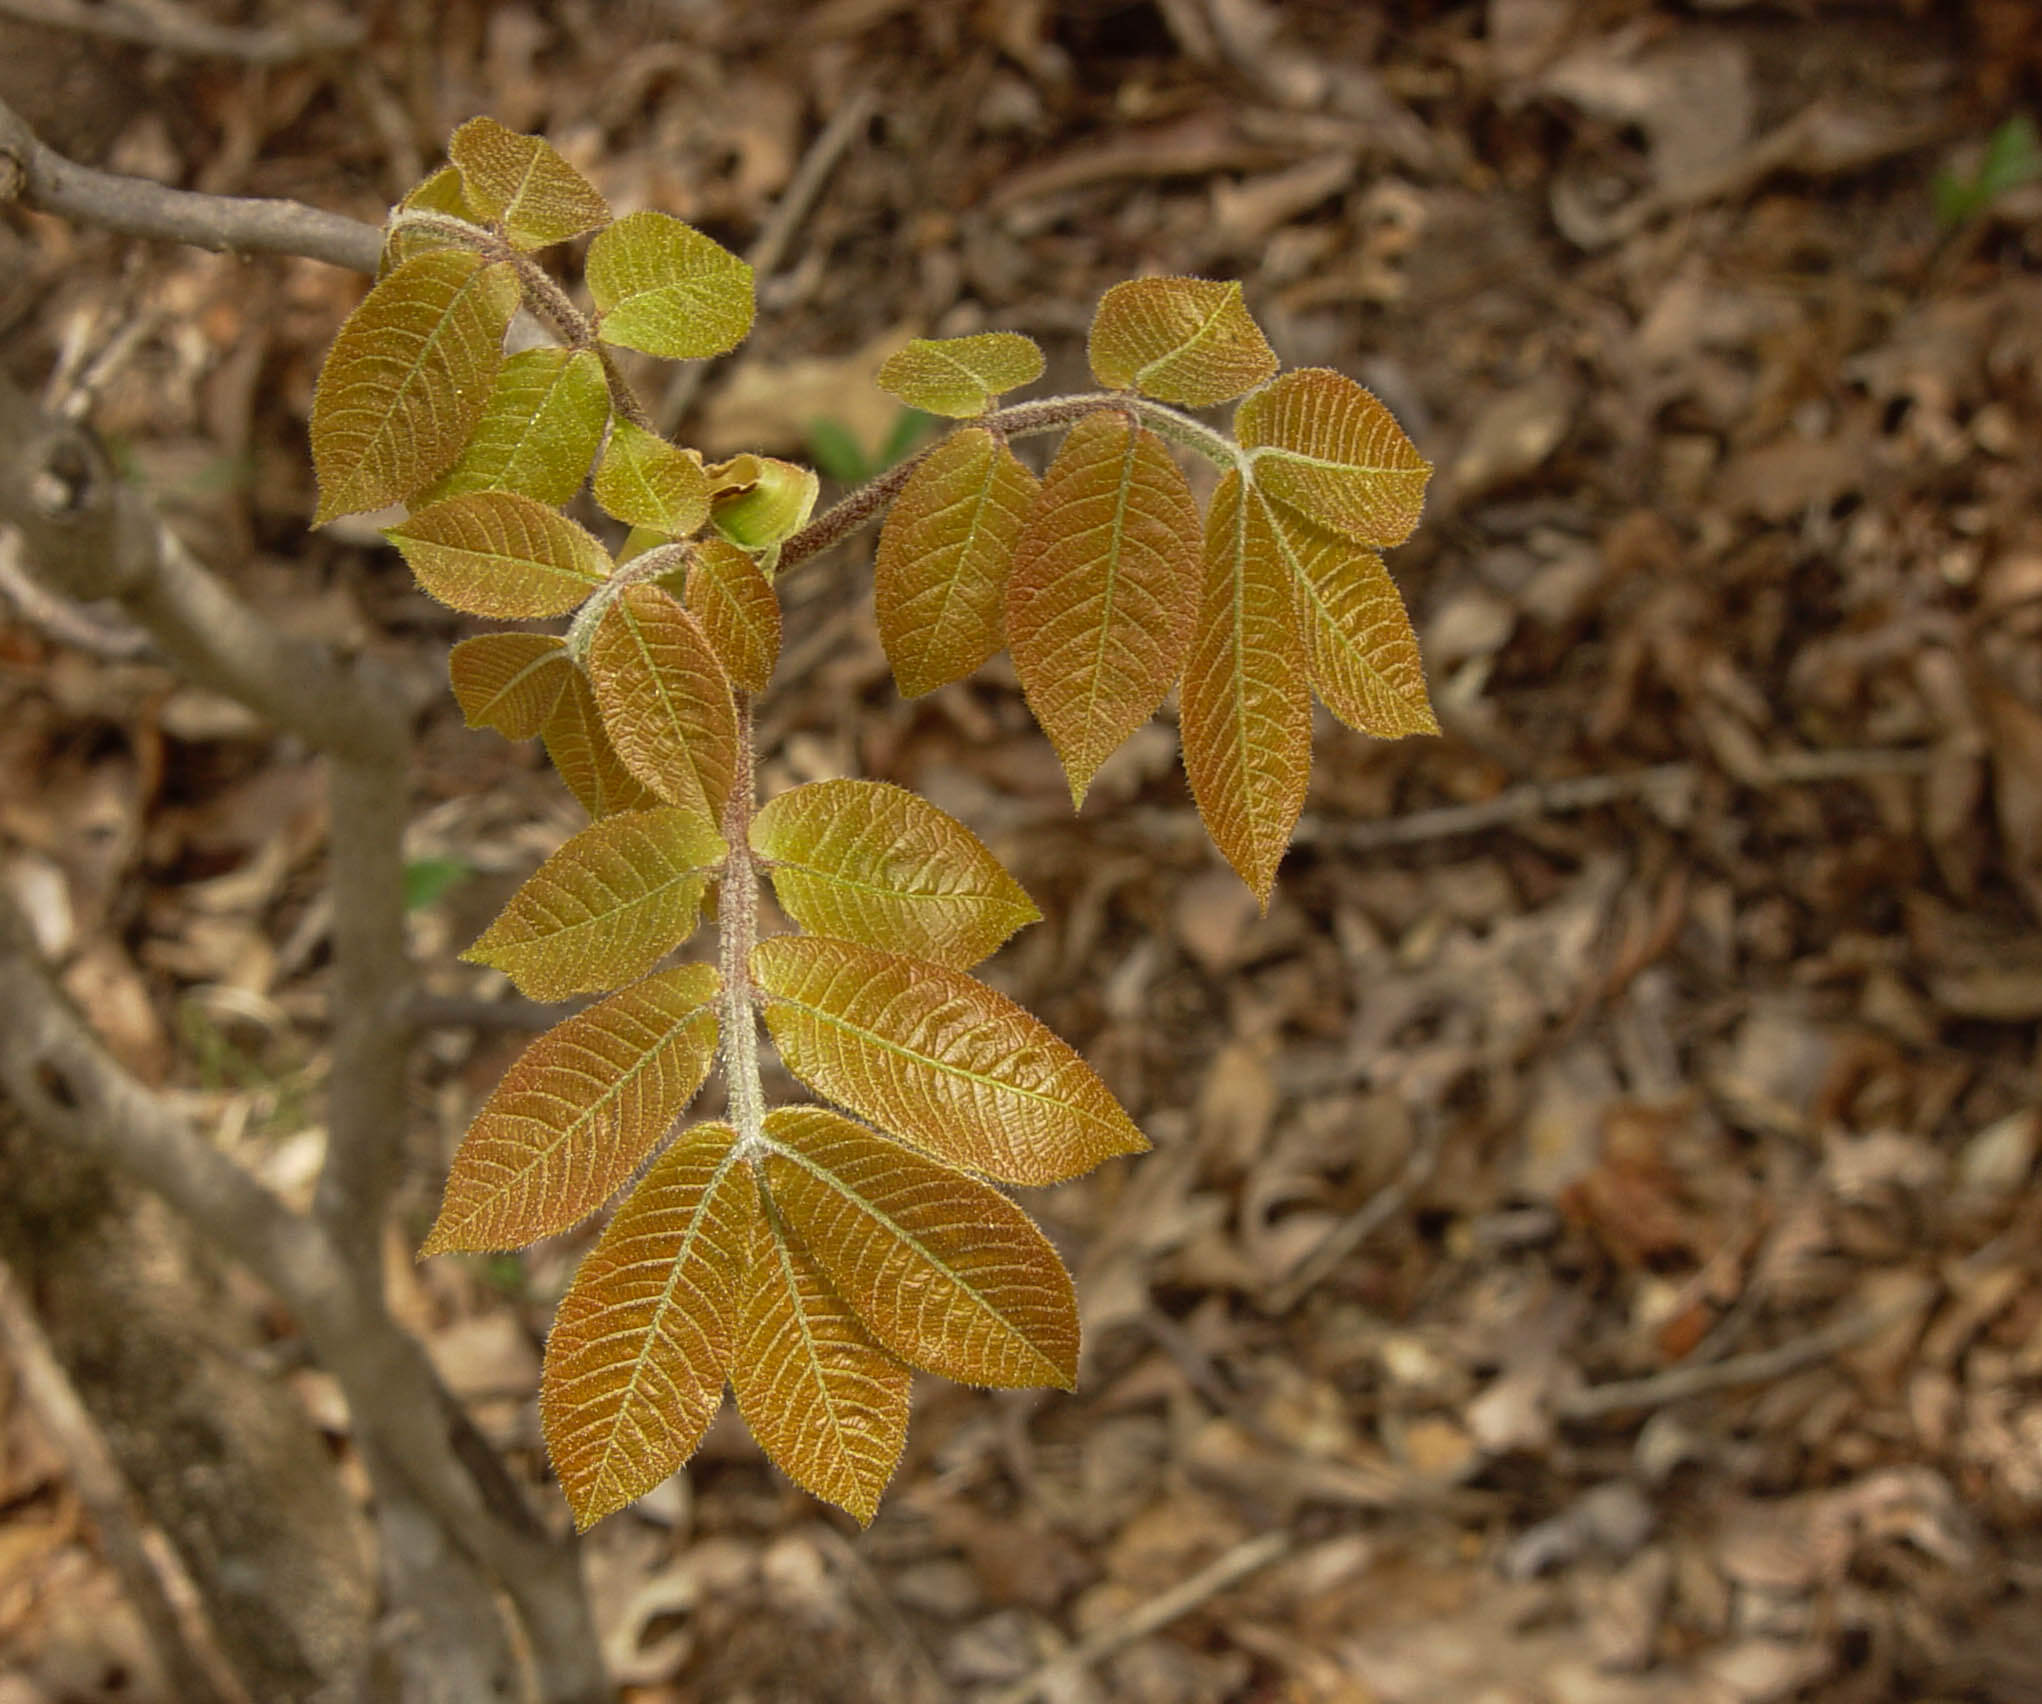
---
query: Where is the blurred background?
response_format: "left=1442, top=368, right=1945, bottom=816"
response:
left=2, top=1, right=2041, bottom=1700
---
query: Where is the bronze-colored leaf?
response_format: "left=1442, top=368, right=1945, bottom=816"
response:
left=1006, top=413, right=1200, bottom=805
left=447, top=115, right=609, bottom=250
left=422, top=346, right=610, bottom=508
left=541, top=667, right=662, bottom=820
left=753, top=935, right=1146, bottom=1185
left=388, top=491, right=611, bottom=618
left=1234, top=368, right=1431, bottom=547
left=875, top=333, right=1045, bottom=418
left=1087, top=277, right=1277, bottom=407
left=422, top=965, right=720, bottom=1254
left=874, top=427, right=1036, bottom=698
left=684, top=537, right=780, bottom=694
left=762, top=1107, right=1079, bottom=1389
left=540, top=1124, right=752, bottom=1529
left=593, top=421, right=712, bottom=536
left=587, top=585, right=739, bottom=821
left=449, top=633, right=570, bottom=739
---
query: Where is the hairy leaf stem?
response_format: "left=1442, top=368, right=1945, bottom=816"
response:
left=718, top=693, right=767, bottom=1156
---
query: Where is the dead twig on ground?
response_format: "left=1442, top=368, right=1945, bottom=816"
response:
left=1262, top=1108, right=1444, bottom=1315
left=0, top=0, right=359, bottom=63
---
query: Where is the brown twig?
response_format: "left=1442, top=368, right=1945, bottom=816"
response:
left=1262, top=1108, right=1443, bottom=1315
left=0, top=0, right=360, bottom=61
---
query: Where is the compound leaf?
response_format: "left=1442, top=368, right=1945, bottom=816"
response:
left=588, top=585, right=739, bottom=821
left=874, top=427, right=1036, bottom=698
left=875, top=333, right=1045, bottom=418
left=1180, top=472, right=1312, bottom=905
left=587, top=210, right=753, bottom=360
left=751, top=779, right=1038, bottom=968
left=753, top=934, right=1145, bottom=1186
left=540, top=1124, right=751, bottom=1529
left=762, top=1106, right=1079, bottom=1390
left=1235, top=368, right=1431, bottom=547
left=733, top=1189, right=911, bottom=1524
left=1271, top=504, right=1438, bottom=738
left=311, top=249, right=520, bottom=523
left=447, top=115, right=610, bottom=250
left=594, top=421, right=712, bottom=536
left=388, top=491, right=610, bottom=618
left=685, top=537, right=780, bottom=694
left=449, top=632, right=570, bottom=739
left=1006, top=413, right=1200, bottom=805
left=542, top=668, right=663, bottom=820
left=422, top=965, right=720, bottom=1255
left=1087, top=277, right=1277, bottom=408
left=462, top=808, right=726, bottom=1000
left=423, top=346, right=610, bottom=507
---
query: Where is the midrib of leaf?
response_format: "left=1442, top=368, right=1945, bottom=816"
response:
left=1261, top=490, right=1411, bottom=709
left=620, top=604, right=715, bottom=817
left=469, top=648, right=563, bottom=722
left=354, top=262, right=496, bottom=497
left=755, top=1202, right=863, bottom=1467
left=913, top=440, right=1013, bottom=663
left=1251, top=443, right=1412, bottom=478
left=777, top=854, right=1028, bottom=925
left=1076, top=423, right=1141, bottom=768
left=512, top=857, right=708, bottom=956
left=1131, top=292, right=1232, bottom=394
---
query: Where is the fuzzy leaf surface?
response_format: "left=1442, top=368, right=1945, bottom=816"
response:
left=1235, top=368, right=1431, bottom=547
left=447, top=115, right=610, bottom=249
left=542, top=669, right=663, bottom=820
left=423, top=347, right=609, bottom=507
left=586, top=210, right=754, bottom=360
left=684, top=537, right=780, bottom=693
left=311, top=249, right=519, bottom=523
left=588, top=586, right=738, bottom=820
left=753, top=935, right=1145, bottom=1185
left=461, top=808, right=726, bottom=1000
left=874, top=427, right=1036, bottom=698
left=1006, top=413, right=1200, bottom=804
left=383, top=170, right=480, bottom=268
left=449, top=632, right=571, bottom=739
left=388, top=491, right=610, bottom=618
left=1180, top=472, right=1312, bottom=904
left=594, top=422, right=711, bottom=535
left=751, top=780, right=1038, bottom=968
left=762, top=1107, right=1079, bottom=1389
left=1087, top=277, right=1277, bottom=407
left=422, top=965, right=720, bottom=1255
left=733, top=1190, right=911, bottom=1523
left=875, top=333, right=1045, bottom=418
left=540, top=1124, right=750, bottom=1529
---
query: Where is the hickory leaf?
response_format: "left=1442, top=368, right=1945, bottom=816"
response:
left=874, top=427, right=1036, bottom=698
left=684, top=537, right=781, bottom=693
left=388, top=491, right=612, bottom=618
left=1235, top=368, right=1432, bottom=547
left=762, top=1106, right=1080, bottom=1389
left=1180, top=472, right=1313, bottom=905
left=587, top=210, right=754, bottom=360
left=588, top=586, right=739, bottom=821
left=540, top=1125, right=751, bottom=1529
left=1088, top=277, right=1277, bottom=407
left=751, top=779, right=1039, bottom=968
left=542, top=668, right=663, bottom=820
left=461, top=808, right=726, bottom=1000
left=447, top=115, right=609, bottom=249
left=311, top=249, right=520, bottom=523
left=733, top=1191, right=912, bottom=1523
left=1007, top=413, right=1201, bottom=805
left=594, top=421, right=712, bottom=535
left=422, top=346, right=610, bottom=507
left=875, top=332, right=1046, bottom=418
left=448, top=633, right=571, bottom=739
left=753, top=935, right=1146, bottom=1186
left=422, top=965, right=720, bottom=1254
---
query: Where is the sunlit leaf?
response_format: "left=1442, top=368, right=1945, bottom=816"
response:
left=711, top=458, right=817, bottom=550
left=384, top=168, right=482, bottom=268
left=423, top=347, right=610, bottom=507
left=542, top=668, right=662, bottom=819
left=874, top=427, right=1036, bottom=698
left=1180, top=472, right=1312, bottom=905
left=1234, top=368, right=1431, bottom=547
left=462, top=808, right=727, bottom=1000
left=1006, top=413, right=1200, bottom=805
left=733, top=1190, right=911, bottom=1524
left=449, top=633, right=571, bottom=739
left=1087, top=277, right=1277, bottom=408
left=593, top=421, right=712, bottom=535
left=387, top=491, right=611, bottom=618
left=587, top=210, right=754, bottom=360
left=875, top=333, right=1046, bottom=418
left=751, top=779, right=1039, bottom=968
left=1267, top=503, right=1438, bottom=738
left=311, top=249, right=520, bottom=524
left=685, top=537, right=780, bottom=693
left=762, top=1106, right=1079, bottom=1389
left=540, top=1124, right=751, bottom=1529
left=588, top=586, right=739, bottom=821
left=400, top=165, right=480, bottom=220
left=447, top=115, right=610, bottom=250
left=422, top=966, right=721, bottom=1255
left=753, top=935, right=1146, bottom=1186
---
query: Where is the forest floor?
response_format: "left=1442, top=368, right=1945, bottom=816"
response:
left=4, top=2, right=2042, bottom=1701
